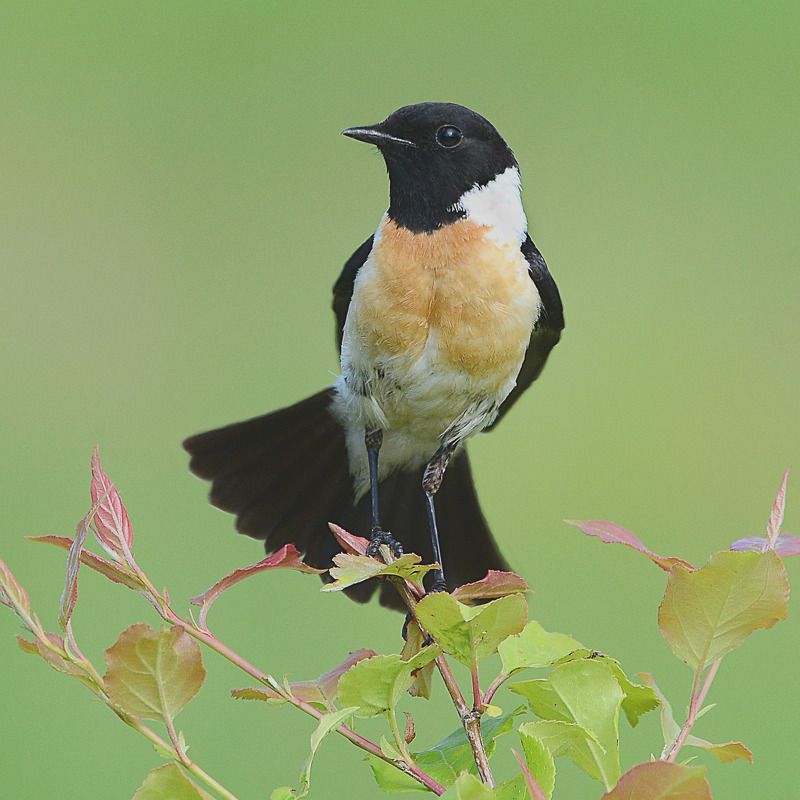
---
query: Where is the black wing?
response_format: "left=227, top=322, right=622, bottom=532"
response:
left=488, top=234, right=564, bottom=429
left=332, top=235, right=374, bottom=350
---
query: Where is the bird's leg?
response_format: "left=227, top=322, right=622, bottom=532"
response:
left=422, top=442, right=456, bottom=593
left=364, top=428, right=404, bottom=560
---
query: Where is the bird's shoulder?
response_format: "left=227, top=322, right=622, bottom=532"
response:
left=332, top=234, right=374, bottom=350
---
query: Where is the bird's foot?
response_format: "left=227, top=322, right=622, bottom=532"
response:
left=429, top=573, right=448, bottom=594
left=366, top=527, right=404, bottom=561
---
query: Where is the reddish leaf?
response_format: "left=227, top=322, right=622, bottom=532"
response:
left=0, top=558, right=31, bottom=617
left=30, top=535, right=145, bottom=590
left=58, top=515, right=89, bottom=629
left=765, top=469, right=789, bottom=548
left=566, top=520, right=693, bottom=571
left=232, top=648, right=377, bottom=707
left=90, top=447, right=134, bottom=560
left=731, top=534, right=800, bottom=557
left=451, top=570, right=528, bottom=602
left=190, top=544, right=324, bottom=628
left=511, top=748, right=548, bottom=800
left=602, top=761, right=711, bottom=799
left=328, top=523, right=370, bottom=555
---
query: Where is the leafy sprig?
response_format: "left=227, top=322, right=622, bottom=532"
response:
left=1, top=450, right=795, bottom=799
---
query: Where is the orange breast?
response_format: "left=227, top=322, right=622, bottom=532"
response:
left=353, top=218, right=539, bottom=387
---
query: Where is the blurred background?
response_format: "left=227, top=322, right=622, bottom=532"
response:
left=1, top=2, right=798, bottom=797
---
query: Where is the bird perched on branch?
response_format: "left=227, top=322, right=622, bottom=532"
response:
left=184, top=102, right=563, bottom=609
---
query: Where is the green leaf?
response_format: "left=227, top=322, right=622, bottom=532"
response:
left=369, top=707, right=526, bottom=792
left=592, top=656, right=659, bottom=727
left=297, top=706, right=358, bottom=797
left=637, top=673, right=680, bottom=747
left=132, top=764, right=214, bottom=800
left=442, top=772, right=500, bottom=799
left=658, top=550, right=789, bottom=671
left=511, top=659, right=624, bottom=790
left=338, top=646, right=440, bottom=718
left=104, top=624, right=206, bottom=721
left=270, top=788, right=297, bottom=800
left=498, top=620, right=583, bottom=675
left=601, top=761, right=711, bottom=799
left=685, top=736, right=753, bottom=764
left=518, top=729, right=556, bottom=798
left=321, top=552, right=436, bottom=593
left=414, top=707, right=526, bottom=786
left=415, top=592, right=527, bottom=667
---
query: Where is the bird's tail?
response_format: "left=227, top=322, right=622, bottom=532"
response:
left=183, top=388, right=508, bottom=610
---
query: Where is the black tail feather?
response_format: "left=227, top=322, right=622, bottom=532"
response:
left=184, top=389, right=508, bottom=611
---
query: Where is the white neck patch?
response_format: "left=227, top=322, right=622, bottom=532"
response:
left=452, top=166, right=527, bottom=245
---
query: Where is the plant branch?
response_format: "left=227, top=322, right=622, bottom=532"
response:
left=156, top=600, right=445, bottom=794
left=391, top=578, right=495, bottom=787
left=664, top=659, right=722, bottom=762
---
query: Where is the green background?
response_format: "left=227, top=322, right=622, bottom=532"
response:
left=2, top=2, right=798, bottom=797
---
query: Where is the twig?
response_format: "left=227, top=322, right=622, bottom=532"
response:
left=664, top=659, right=722, bottom=762
left=391, top=578, right=496, bottom=787
left=157, top=603, right=446, bottom=795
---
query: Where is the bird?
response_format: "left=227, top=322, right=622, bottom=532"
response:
left=183, top=102, right=564, bottom=610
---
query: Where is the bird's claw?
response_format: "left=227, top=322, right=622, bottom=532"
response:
left=366, top=527, right=404, bottom=560
left=429, top=574, right=448, bottom=594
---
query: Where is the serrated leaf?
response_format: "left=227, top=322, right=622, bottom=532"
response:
left=511, top=659, right=624, bottom=790
left=295, top=706, right=358, bottom=797
left=565, top=520, right=693, bottom=571
left=517, top=731, right=556, bottom=798
left=685, top=735, right=753, bottom=764
left=104, top=624, right=205, bottom=720
left=451, top=571, right=529, bottom=603
left=369, top=707, right=526, bottom=792
left=498, top=620, right=583, bottom=675
left=90, top=447, right=134, bottom=561
left=592, top=656, right=659, bottom=727
left=322, top=552, right=436, bottom=593
left=415, top=592, right=527, bottom=667
left=132, top=764, right=214, bottom=799
left=601, top=761, right=711, bottom=799
left=658, top=550, right=789, bottom=671
left=231, top=686, right=287, bottom=705
left=338, top=647, right=440, bottom=718
left=191, top=545, right=324, bottom=627
left=637, top=673, right=680, bottom=747
left=59, top=515, right=89, bottom=629
left=31, top=535, right=145, bottom=591
left=232, top=649, right=376, bottom=709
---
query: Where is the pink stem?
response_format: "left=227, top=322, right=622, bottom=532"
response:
left=665, top=659, right=722, bottom=762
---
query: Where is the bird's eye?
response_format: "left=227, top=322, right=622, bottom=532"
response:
left=436, top=125, right=463, bottom=148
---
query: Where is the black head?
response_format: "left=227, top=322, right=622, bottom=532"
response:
left=343, top=102, right=517, bottom=233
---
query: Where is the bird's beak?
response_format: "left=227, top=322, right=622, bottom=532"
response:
left=341, top=123, right=415, bottom=148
